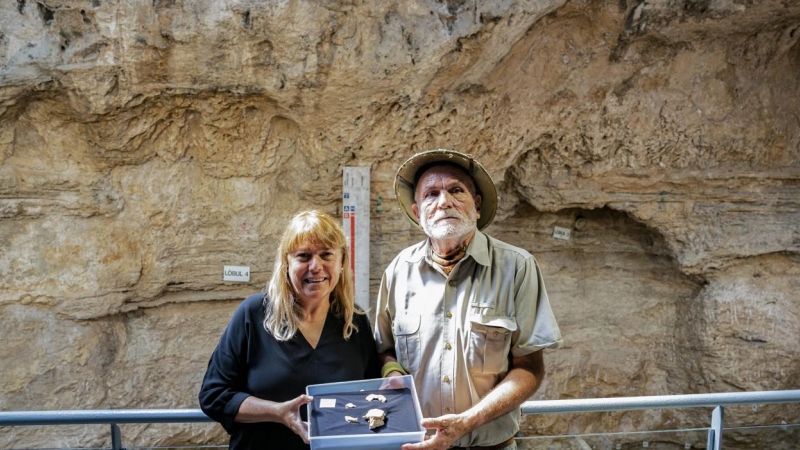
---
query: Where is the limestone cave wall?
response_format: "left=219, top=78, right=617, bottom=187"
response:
left=1, top=0, right=798, bottom=448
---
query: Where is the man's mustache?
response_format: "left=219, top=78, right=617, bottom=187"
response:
left=429, top=211, right=463, bottom=221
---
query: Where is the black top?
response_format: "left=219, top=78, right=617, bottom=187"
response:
left=199, top=293, right=380, bottom=450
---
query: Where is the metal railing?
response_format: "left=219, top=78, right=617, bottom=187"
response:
left=0, top=409, right=210, bottom=450
left=1, top=389, right=798, bottom=449
left=520, top=389, right=800, bottom=449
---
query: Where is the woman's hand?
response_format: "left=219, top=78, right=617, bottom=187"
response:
left=235, top=394, right=315, bottom=443
left=278, top=394, right=314, bottom=443
left=379, top=372, right=409, bottom=390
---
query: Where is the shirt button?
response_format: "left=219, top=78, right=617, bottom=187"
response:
left=445, top=407, right=452, bottom=413
left=445, top=343, right=452, bottom=350
left=443, top=376, right=451, bottom=383
left=492, top=330, right=500, bottom=337
left=448, top=280, right=457, bottom=287
left=446, top=312, right=453, bottom=318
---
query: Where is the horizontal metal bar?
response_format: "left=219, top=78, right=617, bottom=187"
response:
left=0, top=409, right=211, bottom=426
left=1, top=390, right=798, bottom=426
left=521, top=389, right=800, bottom=414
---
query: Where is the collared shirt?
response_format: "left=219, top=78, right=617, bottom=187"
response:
left=375, top=231, right=563, bottom=448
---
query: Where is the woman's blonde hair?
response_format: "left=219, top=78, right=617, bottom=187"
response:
left=263, top=210, right=361, bottom=341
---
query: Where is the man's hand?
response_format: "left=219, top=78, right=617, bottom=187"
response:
left=401, top=413, right=472, bottom=450
left=401, top=350, right=545, bottom=450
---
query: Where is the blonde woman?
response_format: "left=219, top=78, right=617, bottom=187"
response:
left=200, top=210, right=379, bottom=449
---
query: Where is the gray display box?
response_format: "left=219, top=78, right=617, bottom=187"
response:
left=306, top=375, right=425, bottom=450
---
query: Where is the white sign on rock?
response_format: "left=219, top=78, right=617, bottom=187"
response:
left=223, top=265, right=250, bottom=282
left=553, top=226, right=571, bottom=241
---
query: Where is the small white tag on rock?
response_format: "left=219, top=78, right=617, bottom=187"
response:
left=223, top=265, right=250, bottom=282
left=553, top=226, right=571, bottom=241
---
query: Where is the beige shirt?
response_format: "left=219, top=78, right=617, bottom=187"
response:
left=375, top=231, right=563, bottom=447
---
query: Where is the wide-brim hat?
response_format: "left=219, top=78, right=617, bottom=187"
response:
left=394, top=149, right=497, bottom=231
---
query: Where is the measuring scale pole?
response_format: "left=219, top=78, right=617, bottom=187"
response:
left=342, top=167, right=370, bottom=312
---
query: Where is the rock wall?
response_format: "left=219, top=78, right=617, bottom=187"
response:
left=1, top=0, right=798, bottom=448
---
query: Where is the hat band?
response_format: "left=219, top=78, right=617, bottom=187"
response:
left=397, top=175, right=414, bottom=190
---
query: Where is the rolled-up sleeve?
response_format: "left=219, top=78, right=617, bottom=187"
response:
left=511, top=255, right=563, bottom=357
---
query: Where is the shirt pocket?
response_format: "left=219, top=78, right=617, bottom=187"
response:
left=393, top=314, right=421, bottom=373
left=467, top=315, right=517, bottom=375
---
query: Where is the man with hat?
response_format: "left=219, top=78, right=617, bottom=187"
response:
left=375, top=149, right=563, bottom=450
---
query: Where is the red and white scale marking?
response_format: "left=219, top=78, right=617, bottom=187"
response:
left=342, top=167, right=370, bottom=311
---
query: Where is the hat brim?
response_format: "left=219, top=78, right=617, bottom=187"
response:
left=394, top=149, right=497, bottom=231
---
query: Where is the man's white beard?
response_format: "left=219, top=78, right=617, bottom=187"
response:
left=419, top=208, right=478, bottom=241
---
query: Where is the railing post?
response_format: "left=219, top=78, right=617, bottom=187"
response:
left=707, top=406, right=724, bottom=450
left=110, top=423, right=124, bottom=450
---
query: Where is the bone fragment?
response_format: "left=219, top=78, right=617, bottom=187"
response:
left=364, top=408, right=386, bottom=429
